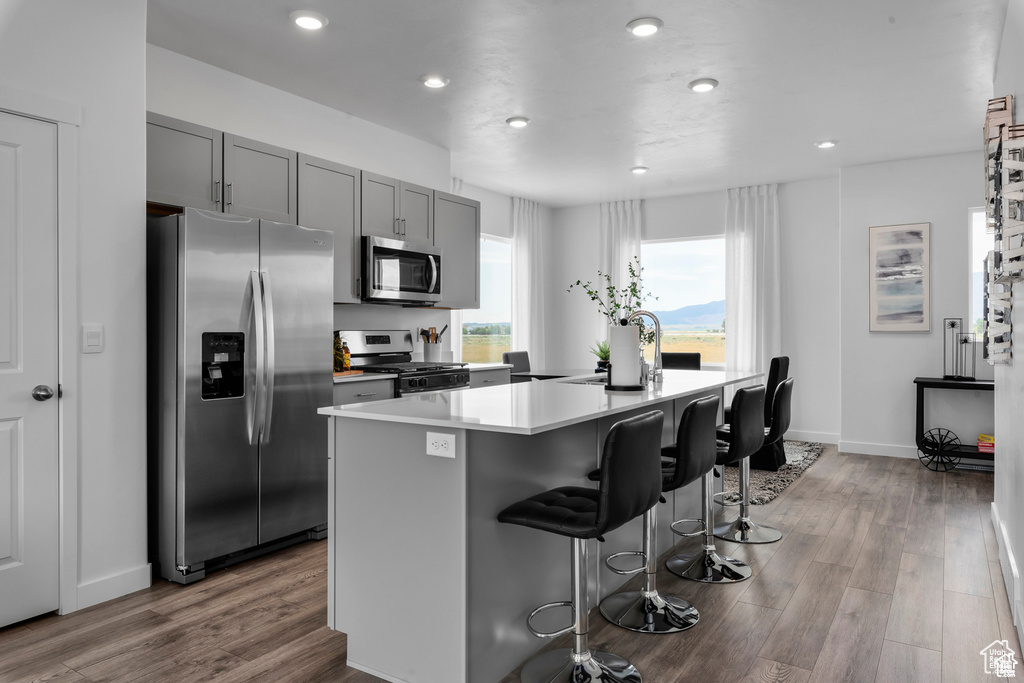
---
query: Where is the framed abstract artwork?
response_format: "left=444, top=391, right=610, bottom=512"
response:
left=868, top=223, right=930, bottom=332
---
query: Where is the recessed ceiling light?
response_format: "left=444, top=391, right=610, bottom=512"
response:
left=626, top=17, right=664, bottom=37
left=423, top=75, right=450, bottom=89
left=814, top=140, right=838, bottom=149
left=688, top=78, right=719, bottom=93
left=631, top=166, right=649, bottom=175
left=506, top=117, right=530, bottom=128
left=290, top=10, right=328, bottom=30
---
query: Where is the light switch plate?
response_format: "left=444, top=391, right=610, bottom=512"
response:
left=82, top=324, right=104, bottom=354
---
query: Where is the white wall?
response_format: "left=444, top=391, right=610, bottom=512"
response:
left=779, top=178, right=842, bottom=443
left=839, top=152, right=989, bottom=458
left=993, top=0, right=1024, bottom=644
left=0, top=0, right=150, bottom=608
left=147, top=46, right=450, bottom=190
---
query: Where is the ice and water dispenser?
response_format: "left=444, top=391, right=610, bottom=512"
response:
left=201, top=332, right=245, bottom=400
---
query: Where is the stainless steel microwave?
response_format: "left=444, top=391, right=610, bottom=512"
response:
left=362, top=235, right=442, bottom=305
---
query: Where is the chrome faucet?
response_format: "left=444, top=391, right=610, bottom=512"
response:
left=626, top=310, right=662, bottom=382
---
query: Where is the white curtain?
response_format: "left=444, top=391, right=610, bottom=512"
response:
left=512, top=197, right=545, bottom=369
left=725, top=184, right=782, bottom=385
left=598, top=200, right=643, bottom=339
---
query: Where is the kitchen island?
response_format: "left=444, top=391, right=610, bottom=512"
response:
left=319, top=369, right=758, bottom=683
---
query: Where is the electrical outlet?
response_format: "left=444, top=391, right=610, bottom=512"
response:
left=426, top=431, right=455, bottom=458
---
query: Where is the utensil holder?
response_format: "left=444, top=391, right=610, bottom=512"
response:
left=423, top=342, right=442, bottom=362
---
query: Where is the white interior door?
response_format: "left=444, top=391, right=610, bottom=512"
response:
left=0, top=110, right=59, bottom=627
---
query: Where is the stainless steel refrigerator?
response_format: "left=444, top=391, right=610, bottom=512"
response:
left=148, top=208, right=333, bottom=584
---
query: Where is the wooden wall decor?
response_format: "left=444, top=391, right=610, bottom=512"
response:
left=984, top=96, right=1015, bottom=364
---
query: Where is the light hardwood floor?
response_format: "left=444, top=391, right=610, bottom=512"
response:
left=0, top=447, right=1019, bottom=682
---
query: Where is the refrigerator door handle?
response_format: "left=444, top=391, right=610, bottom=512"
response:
left=260, top=270, right=277, bottom=444
left=250, top=270, right=267, bottom=446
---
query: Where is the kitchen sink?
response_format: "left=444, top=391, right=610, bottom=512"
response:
left=560, top=376, right=609, bottom=385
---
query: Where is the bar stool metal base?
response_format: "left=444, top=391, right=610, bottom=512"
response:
left=666, top=548, right=752, bottom=584
left=599, top=590, right=699, bottom=633
left=713, top=517, right=783, bottom=544
left=521, top=647, right=641, bottom=683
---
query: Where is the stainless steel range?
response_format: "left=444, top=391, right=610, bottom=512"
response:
left=340, top=329, right=469, bottom=395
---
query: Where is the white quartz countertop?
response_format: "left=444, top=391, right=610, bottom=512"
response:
left=319, top=370, right=759, bottom=435
left=465, top=362, right=513, bottom=371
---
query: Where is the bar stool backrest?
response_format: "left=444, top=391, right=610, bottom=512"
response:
left=501, top=351, right=531, bottom=373
left=664, top=395, right=720, bottom=492
left=766, top=378, right=794, bottom=443
left=595, top=410, right=665, bottom=535
left=723, top=385, right=766, bottom=465
left=764, top=356, right=790, bottom=425
left=662, top=352, right=701, bottom=370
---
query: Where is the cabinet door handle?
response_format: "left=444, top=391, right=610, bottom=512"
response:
left=225, top=182, right=233, bottom=207
left=401, top=218, right=407, bottom=237
left=214, top=180, right=222, bottom=208
left=394, top=218, right=401, bottom=236
left=483, top=379, right=497, bottom=384
left=355, top=392, right=377, bottom=397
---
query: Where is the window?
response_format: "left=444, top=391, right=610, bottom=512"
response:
left=461, top=236, right=512, bottom=362
left=969, top=207, right=992, bottom=336
left=640, top=237, right=726, bottom=364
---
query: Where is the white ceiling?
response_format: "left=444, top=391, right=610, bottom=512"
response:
left=147, top=0, right=1008, bottom=208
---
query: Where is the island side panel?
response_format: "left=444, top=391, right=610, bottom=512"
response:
left=465, top=420, right=602, bottom=683
left=330, top=417, right=468, bottom=683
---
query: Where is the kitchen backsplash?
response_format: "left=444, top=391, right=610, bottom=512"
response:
left=334, top=303, right=454, bottom=359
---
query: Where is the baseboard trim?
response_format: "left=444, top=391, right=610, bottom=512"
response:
left=991, top=501, right=1023, bottom=644
left=73, top=563, right=152, bottom=612
left=837, top=441, right=918, bottom=458
left=788, top=430, right=839, bottom=445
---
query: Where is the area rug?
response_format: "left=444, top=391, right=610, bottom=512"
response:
left=722, top=441, right=825, bottom=505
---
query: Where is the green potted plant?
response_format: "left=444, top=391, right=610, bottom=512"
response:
left=568, top=257, right=658, bottom=345
left=590, top=339, right=611, bottom=372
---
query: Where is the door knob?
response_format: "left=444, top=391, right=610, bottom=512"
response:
left=31, top=385, right=54, bottom=401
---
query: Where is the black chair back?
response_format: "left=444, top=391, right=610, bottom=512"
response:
left=502, top=351, right=531, bottom=374
left=595, top=410, right=664, bottom=535
left=765, top=378, right=794, bottom=443
left=662, top=352, right=701, bottom=370
left=664, top=395, right=720, bottom=492
left=720, top=385, right=766, bottom=466
left=763, top=356, right=790, bottom=425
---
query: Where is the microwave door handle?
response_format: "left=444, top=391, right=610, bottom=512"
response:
left=428, top=254, right=438, bottom=294
left=260, top=270, right=276, bottom=444
left=249, top=271, right=266, bottom=446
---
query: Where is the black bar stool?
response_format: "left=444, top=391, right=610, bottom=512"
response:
left=714, top=379, right=792, bottom=544
left=590, top=395, right=719, bottom=633
left=667, top=386, right=764, bottom=583
left=497, top=410, right=664, bottom=683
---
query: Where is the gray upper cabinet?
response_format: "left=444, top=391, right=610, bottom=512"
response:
left=146, top=112, right=223, bottom=211
left=434, top=191, right=480, bottom=309
left=361, top=171, right=434, bottom=244
left=147, top=113, right=298, bottom=224
left=223, top=134, right=298, bottom=224
left=297, top=154, right=361, bottom=303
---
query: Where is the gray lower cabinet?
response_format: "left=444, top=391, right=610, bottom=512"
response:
left=361, top=171, right=434, bottom=244
left=298, top=154, right=360, bottom=303
left=333, top=379, right=395, bottom=405
left=434, top=191, right=480, bottom=309
left=146, top=112, right=222, bottom=211
left=147, top=113, right=298, bottom=224
left=469, top=368, right=510, bottom=388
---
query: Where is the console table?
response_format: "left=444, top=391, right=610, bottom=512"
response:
left=913, top=376, right=994, bottom=471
